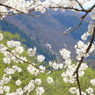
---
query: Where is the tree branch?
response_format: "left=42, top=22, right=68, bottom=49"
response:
left=81, top=4, right=95, bottom=19
left=62, top=19, right=83, bottom=36
left=49, top=6, right=87, bottom=12
left=73, top=22, right=95, bottom=95
left=75, top=0, right=85, bottom=10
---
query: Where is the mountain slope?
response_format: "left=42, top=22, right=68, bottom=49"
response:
left=0, top=20, right=56, bottom=61
left=4, top=10, right=95, bottom=65
left=5, top=11, right=77, bottom=52
left=5, top=10, right=89, bottom=52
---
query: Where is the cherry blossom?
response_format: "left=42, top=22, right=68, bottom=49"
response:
left=0, top=0, right=95, bottom=95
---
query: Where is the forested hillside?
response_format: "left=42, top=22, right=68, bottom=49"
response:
left=0, top=20, right=56, bottom=61
left=5, top=10, right=90, bottom=51
left=4, top=10, right=95, bottom=65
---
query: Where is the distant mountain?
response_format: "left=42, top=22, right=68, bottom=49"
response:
left=5, top=10, right=89, bottom=51
left=3, top=10, right=95, bottom=65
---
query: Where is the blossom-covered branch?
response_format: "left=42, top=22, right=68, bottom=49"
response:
left=0, top=0, right=95, bottom=95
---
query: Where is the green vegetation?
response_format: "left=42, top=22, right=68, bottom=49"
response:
left=0, top=31, right=95, bottom=95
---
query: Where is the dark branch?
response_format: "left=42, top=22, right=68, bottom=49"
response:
left=0, top=3, right=25, bottom=14
left=75, top=0, right=85, bottom=10
left=81, top=4, right=95, bottom=19
left=76, top=72, right=81, bottom=95
left=73, top=23, right=95, bottom=95
left=49, top=6, right=87, bottom=12
left=6, top=49, right=54, bottom=73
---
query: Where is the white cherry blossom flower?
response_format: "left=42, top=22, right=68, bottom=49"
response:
left=15, top=79, right=22, bottom=85
left=58, top=63, right=63, bottom=69
left=4, top=67, right=15, bottom=75
left=37, top=55, right=45, bottom=62
left=24, top=83, right=35, bottom=93
left=39, top=65, right=46, bottom=73
left=52, top=62, right=59, bottom=69
left=3, top=86, right=10, bottom=93
left=90, top=78, right=95, bottom=85
left=16, top=46, right=24, bottom=54
left=36, top=87, right=45, bottom=95
left=16, top=88, right=23, bottom=95
left=47, top=76, right=53, bottom=84
left=4, top=51, right=12, bottom=58
left=3, top=57, right=11, bottom=64
left=86, top=87, right=94, bottom=94
left=81, top=33, right=87, bottom=41
left=60, top=48, right=71, bottom=59
left=79, top=63, right=88, bottom=71
left=35, top=79, right=41, bottom=85
left=2, top=76, right=12, bottom=84
left=27, top=64, right=40, bottom=76
left=7, top=40, right=15, bottom=48
left=27, top=47, right=36, bottom=56
left=69, top=87, right=77, bottom=94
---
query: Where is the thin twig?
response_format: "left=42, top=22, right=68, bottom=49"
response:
left=7, top=49, right=39, bottom=69
left=71, top=14, right=90, bottom=23
left=6, top=49, right=55, bottom=73
left=62, top=19, right=83, bottom=36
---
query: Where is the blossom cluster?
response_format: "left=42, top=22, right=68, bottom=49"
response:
left=69, top=87, right=94, bottom=95
left=23, top=79, right=45, bottom=95
left=60, top=49, right=93, bottom=95
left=0, top=33, right=47, bottom=95
left=49, top=61, right=63, bottom=70
left=0, top=32, right=55, bottom=95
left=60, top=21, right=95, bottom=94
left=0, top=0, right=95, bottom=20
left=60, top=49, right=76, bottom=83
left=1, top=40, right=28, bottom=64
left=75, top=23, right=95, bottom=61
left=0, top=75, right=12, bottom=93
